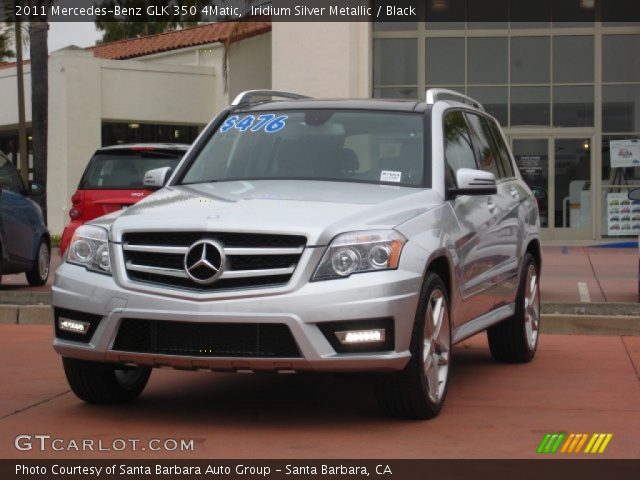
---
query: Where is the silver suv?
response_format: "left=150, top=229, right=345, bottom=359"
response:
left=53, top=89, right=541, bottom=419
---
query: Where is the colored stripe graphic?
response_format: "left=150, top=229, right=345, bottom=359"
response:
left=585, top=433, right=614, bottom=454
left=537, top=433, right=565, bottom=454
left=539, top=433, right=612, bottom=454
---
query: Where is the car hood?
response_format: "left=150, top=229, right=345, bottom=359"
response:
left=107, top=180, right=442, bottom=245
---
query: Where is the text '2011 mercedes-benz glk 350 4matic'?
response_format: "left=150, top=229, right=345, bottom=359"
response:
left=53, top=89, right=541, bottom=419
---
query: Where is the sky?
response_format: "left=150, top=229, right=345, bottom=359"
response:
left=47, top=22, right=102, bottom=54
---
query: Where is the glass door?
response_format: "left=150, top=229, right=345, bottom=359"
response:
left=512, top=139, right=550, bottom=229
left=553, top=138, right=592, bottom=237
left=511, top=136, right=593, bottom=239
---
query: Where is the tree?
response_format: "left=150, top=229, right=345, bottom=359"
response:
left=13, top=21, right=28, bottom=186
left=29, top=18, right=48, bottom=220
left=0, top=24, right=14, bottom=61
left=95, top=0, right=202, bottom=43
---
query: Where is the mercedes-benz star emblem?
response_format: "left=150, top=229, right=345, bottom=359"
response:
left=184, top=239, right=225, bottom=285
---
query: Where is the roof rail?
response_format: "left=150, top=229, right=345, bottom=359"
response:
left=231, top=90, right=311, bottom=106
left=425, top=88, right=485, bottom=111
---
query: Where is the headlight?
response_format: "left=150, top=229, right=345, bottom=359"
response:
left=67, top=225, right=111, bottom=274
left=312, top=230, right=406, bottom=281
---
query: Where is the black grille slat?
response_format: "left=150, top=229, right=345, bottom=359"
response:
left=113, top=319, right=301, bottom=358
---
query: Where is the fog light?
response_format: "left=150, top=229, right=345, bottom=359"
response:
left=58, top=318, right=90, bottom=335
left=335, top=329, right=386, bottom=344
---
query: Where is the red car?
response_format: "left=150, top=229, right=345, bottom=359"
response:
left=60, top=144, right=189, bottom=255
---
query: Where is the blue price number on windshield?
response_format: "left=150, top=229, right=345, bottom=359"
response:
left=219, top=114, right=287, bottom=134
left=220, top=115, right=239, bottom=133
left=250, top=114, right=275, bottom=131
left=264, top=115, right=287, bottom=133
left=235, top=115, right=255, bottom=132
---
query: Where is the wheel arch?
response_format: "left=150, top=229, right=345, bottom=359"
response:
left=424, top=253, right=454, bottom=301
left=525, top=238, right=542, bottom=272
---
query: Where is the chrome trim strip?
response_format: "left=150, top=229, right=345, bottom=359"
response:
left=451, top=303, right=515, bottom=344
left=123, top=244, right=189, bottom=254
left=224, top=246, right=304, bottom=256
left=221, top=266, right=296, bottom=279
left=124, top=244, right=303, bottom=256
left=125, top=261, right=188, bottom=278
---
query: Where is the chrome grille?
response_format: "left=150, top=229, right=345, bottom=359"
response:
left=121, top=232, right=306, bottom=292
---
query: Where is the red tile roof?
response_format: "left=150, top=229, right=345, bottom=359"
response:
left=0, top=21, right=270, bottom=69
left=88, top=21, right=271, bottom=60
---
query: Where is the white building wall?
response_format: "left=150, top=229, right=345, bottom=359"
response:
left=100, top=60, right=216, bottom=125
left=46, top=48, right=217, bottom=234
left=228, top=32, right=272, bottom=100
left=272, top=23, right=370, bottom=98
left=0, top=64, right=32, bottom=127
left=47, top=48, right=102, bottom=235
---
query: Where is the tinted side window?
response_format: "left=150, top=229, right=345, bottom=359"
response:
left=486, top=119, right=515, bottom=178
left=444, top=111, right=477, bottom=187
left=0, top=155, right=24, bottom=193
left=464, top=113, right=502, bottom=179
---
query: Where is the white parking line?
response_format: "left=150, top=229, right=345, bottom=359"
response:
left=578, top=282, right=591, bottom=303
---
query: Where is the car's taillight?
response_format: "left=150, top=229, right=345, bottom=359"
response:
left=71, top=191, right=81, bottom=205
left=69, top=207, right=80, bottom=220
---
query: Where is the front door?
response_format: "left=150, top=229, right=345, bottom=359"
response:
left=511, top=136, right=593, bottom=240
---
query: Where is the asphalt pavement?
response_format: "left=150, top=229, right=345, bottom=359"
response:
left=1, top=325, right=639, bottom=459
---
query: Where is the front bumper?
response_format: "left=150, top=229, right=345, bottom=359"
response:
left=52, top=250, right=424, bottom=372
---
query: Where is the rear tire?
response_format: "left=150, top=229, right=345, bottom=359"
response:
left=63, top=358, right=151, bottom=404
left=374, top=272, right=452, bottom=419
left=26, top=239, right=50, bottom=287
left=487, top=253, right=540, bottom=363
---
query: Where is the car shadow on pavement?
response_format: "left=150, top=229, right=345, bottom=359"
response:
left=59, top=343, right=495, bottom=427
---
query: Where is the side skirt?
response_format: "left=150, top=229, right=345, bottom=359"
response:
left=452, top=303, right=515, bottom=344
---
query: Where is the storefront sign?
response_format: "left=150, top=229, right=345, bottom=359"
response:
left=606, top=192, right=640, bottom=236
left=610, top=139, right=640, bottom=168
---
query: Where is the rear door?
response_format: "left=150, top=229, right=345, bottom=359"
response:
left=0, top=155, right=35, bottom=261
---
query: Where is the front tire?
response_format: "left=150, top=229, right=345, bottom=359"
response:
left=487, top=253, right=540, bottom=363
left=374, top=272, right=452, bottom=419
left=26, top=239, right=50, bottom=287
left=63, top=358, right=151, bottom=404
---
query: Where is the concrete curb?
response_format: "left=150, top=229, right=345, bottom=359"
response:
left=1, top=304, right=639, bottom=335
left=542, top=302, right=640, bottom=316
left=541, top=314, right=640, bottom=336
left=0, top=305, right=53, bottom=325
left=0, top=291, right=51, bottom=306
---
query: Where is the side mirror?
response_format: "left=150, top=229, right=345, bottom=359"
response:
left=629, top=188, right=640, bottom=201
left=452, top=168, right=497, bottom=196
left=143, top=167, right=173, bottom=189
left=28, top=182, right=45, bottom=197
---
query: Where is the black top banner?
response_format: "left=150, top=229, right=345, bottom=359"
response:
left=2, top=0, right=640, bottom=23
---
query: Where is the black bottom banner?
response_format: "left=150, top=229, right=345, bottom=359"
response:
left=3, top=460, right=640, bottom=480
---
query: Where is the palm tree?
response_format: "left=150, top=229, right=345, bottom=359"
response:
left=13, top=21, right=28, bottom=185
left=29, top=19, right=48, bottom=220
left=0, top=24, right=14, bottom=61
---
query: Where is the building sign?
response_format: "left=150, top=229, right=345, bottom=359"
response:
left=606, top=192, right=640, bottom=236
left=515, top=155, right=546, bottom=183
left=610, top=139, right=640, bottom=168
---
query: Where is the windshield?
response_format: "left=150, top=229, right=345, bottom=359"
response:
left=180, top=110, right=425, bottom=187
left=80, top=151, right=183, bottom=189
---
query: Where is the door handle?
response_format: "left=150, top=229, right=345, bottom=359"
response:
left=488, top=199, right=497, bottom=212
left=510, top=188, right=520, bottom=199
